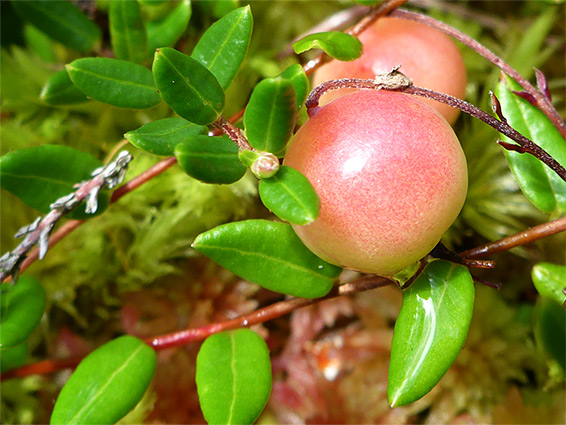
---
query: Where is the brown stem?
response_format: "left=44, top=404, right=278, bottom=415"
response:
left=147, top=275, right=392, bottom=350
left=0, top=275, right=393, bottom=381
left=460, top=215, right=566, bottom=259
left=303, top=0, right=409, bottom=76
left=389, top=8, right=566, bottom=139
left=306, top=78, right=566, bottom=181
left=212, top=116, right=253, bottom=150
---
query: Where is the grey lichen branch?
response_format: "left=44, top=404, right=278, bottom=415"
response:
left=0, top=151, right=133, bottom=284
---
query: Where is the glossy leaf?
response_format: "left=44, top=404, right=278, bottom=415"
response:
left=50, top=335, right=156, bottom=425
left=109, top=0, right=147, bottom=64
left=196, top=329, right=271, bottom=425
left=293, top=31, right=363, bottom=61
left=0, top=275, right=46, bottom=349
left=67, top=58, right=161, bottom=109
left=0, top=145, right=109, bottom=219
left=534, top=297, right=566, bottom=370
left=244, top=77, right=296, bottom=156
left=1, top=342, right=28, bottom=373
left=259, top=166, right=320, bottom=225
left=40, top=69, right=89, bottom=105
left=388, top=260, right=475, bottom=407
left=153, top=47, right=225, bottom=125
left=279, top=64, right=310, bottom=110
left=532, top=262, right=566, bottom=305
left=125, top=118, right=206, bottom=156
left=175, top=135, right=247, bottom=184
left=192, top=219, right=341, bottom=298
left=12, top=0, right=101, bottom=53
left=146, top=0, right=192, bottom=55
left=191, top=6, right=252, bottom=89
left=495, top=76, right=566, bottom=214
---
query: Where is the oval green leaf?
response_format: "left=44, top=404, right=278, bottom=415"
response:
left=293, top=32, right=363, bottom=61
left=243, top=77, right=296, bottom=156
left=388, top=260, right=475, bottom=407
left=146, top=0, right=192, bottom=55
left=279, top=64, right=310, bottom=110
left=109, top=0, right=148, bottom=64
left=0, top=275, right=46, bottom=349
left=196, top=329, right=271, bottom=425
left=532, top=262, right=566, bottom=305
left=125, top=118, right=206, bottom=156
left=259, top=166, right=320, bottom=225
left=40, top=69, right=89, bottom=105
left=0, top=145, right=109, bottom=219
left=24, top=23, right=56, bottom=63
left=50, top=335, right=156, bottom=425
left=495, top=76, right=566, bottom=214
left=153, top=47, right=225, bottom=125
left=175, top=135, right=247, bottom=184
left=192, top=219, right=341, bottom=298
left=534, top=297, right=566, bottom=370
left=67, top=58, right=161, bottom=109
left=1, top=342, right=28, bottom=373
left=191, top=6, right=253, bottom=89
left=12, top=0, right=101, bottom=53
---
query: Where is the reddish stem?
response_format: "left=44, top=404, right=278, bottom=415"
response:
left=306, top=78, right=566, bottom=181
left=460, top=215, right=566, bottom=259
left=303, top=0, right=409, bottom=76
left=1, top=276, right=392, bottom=381
left=390, top=8, right=566, bottom=139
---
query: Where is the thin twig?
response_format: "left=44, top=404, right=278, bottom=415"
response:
left=306, top=76, right=566, bottom=181
left=212, top=116, right=253, bottom=150
left=0, top=152, right=132, bottom=283
left=389, top=8, right=566, bottom=139
left=147, top=275, right=393, bottom=350
left=460, top=215, right=566, bottom=259
left=303, top=0, right=409, bottom=76
left=0, top=275, right=393, bottom=381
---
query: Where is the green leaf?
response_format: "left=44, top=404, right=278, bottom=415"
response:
left=50, top=335, right=156, bottom=425
left=259, top=166, right=320, bottom=225
left=352, top=0, right=380, bottom=5
left=175, top=135, right=247, bottom=184
left=191, top=6, right=253, bottom=89
left=534, top=297, right=566, bottom=370
left=243, top=77, right=296, bottom=156
left=1, top=342, right=28, bottom=373
left=388, top=260, right=475, bottom=407
left=495, top=76, right=566, bottom=214
left=40, top=69, right=89, bottom=105
left=532, top=262, right=566, bottom=305
left=109, top=0, right=148, bottom=64
left=0, top=275, right=46, bottom=349
left=125, top=118, right=207, bottom=156
left=12, top=0, right=101, bottom=53
left=24, top=23, right=56, bottom=63
left=195, top=1, right=241, bottom=23
left=146, top=0, right=192, bottom=56
left=506, top=7, right=558, bottom=78
left=192, top=220, right=341, bottom=298
left=153, top=47, right=225, bottom=125
left=293, top=32, right=363, bottom=61
left=67, top=58, right=161, bottom=109
left=0, top=145, right=109, bottom=219
left=279, top=64, right=310, bottom=110
left=196, top=329, right=271, bottom=425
